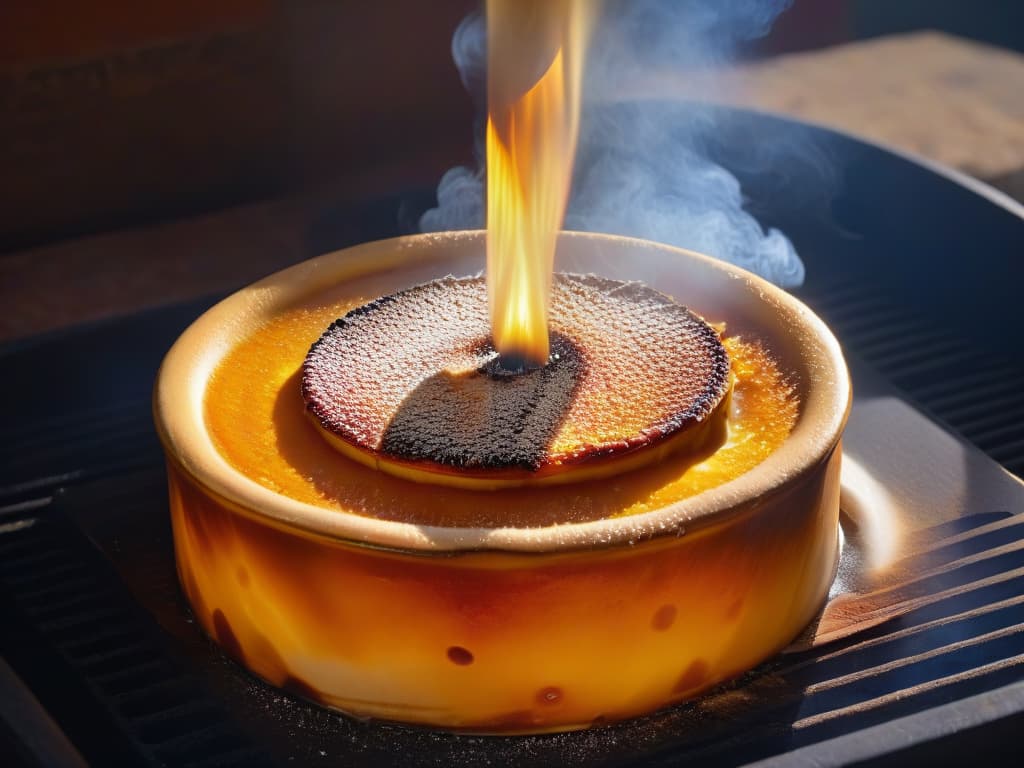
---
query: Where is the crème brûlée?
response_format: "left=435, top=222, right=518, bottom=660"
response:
left=160, top=231, right=847, bottom=734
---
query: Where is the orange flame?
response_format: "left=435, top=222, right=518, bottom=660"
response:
left=486, top=0, right=590, bottom=368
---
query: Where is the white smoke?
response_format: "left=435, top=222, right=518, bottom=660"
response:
left=419, top=0, right=805, bottom=288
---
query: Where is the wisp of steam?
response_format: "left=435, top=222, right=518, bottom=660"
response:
left=420, top=0, right=805, bottom=288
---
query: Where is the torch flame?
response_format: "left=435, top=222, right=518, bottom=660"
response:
left=486, top=0, right=590, bottom=369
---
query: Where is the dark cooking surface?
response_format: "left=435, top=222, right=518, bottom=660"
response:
left=2, top=108, right=1024, bottom=766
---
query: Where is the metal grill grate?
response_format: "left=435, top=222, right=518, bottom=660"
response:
left=0, top=398, right=157, bottom=513
left=802, top=281, right=1024, bottom=478
left=0, top=498, right=277, bottom=768
left=0, top=296, right=215, bottom=506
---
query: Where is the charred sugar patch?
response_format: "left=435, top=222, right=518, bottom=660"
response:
left=383, top=331, right=584, bottom=472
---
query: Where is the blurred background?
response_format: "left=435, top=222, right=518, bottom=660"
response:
left=1, top=0, right=1022, bottom=341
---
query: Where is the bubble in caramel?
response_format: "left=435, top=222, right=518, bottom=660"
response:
left=300, top=274, right=731, bottom=489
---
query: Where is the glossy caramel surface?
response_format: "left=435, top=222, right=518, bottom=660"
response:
left=204, top=298, right=798, bottom=528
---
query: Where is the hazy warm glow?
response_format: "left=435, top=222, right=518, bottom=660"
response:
left=486, top=0, right=590, bottom=368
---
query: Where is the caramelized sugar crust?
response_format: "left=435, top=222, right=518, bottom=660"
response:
left=300, top=275, right=731, bottom=487
left=204, top=293, right=797, bottom=528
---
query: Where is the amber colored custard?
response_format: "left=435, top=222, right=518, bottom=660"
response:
left=204, top=299, right=798, bottom=528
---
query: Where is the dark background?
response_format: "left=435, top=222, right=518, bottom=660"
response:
left=1, top=4, right=1024, bottom=765
left=760, top=0, right=1024, bottom=56
left=1, top=0, right=1022, bottom=256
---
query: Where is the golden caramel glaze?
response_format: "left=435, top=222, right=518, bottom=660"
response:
left=168, top=443, right=840, bottom=732
left=206, top=302, right=795, bottom=528
left=300, top=275, right=731, bottom=489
